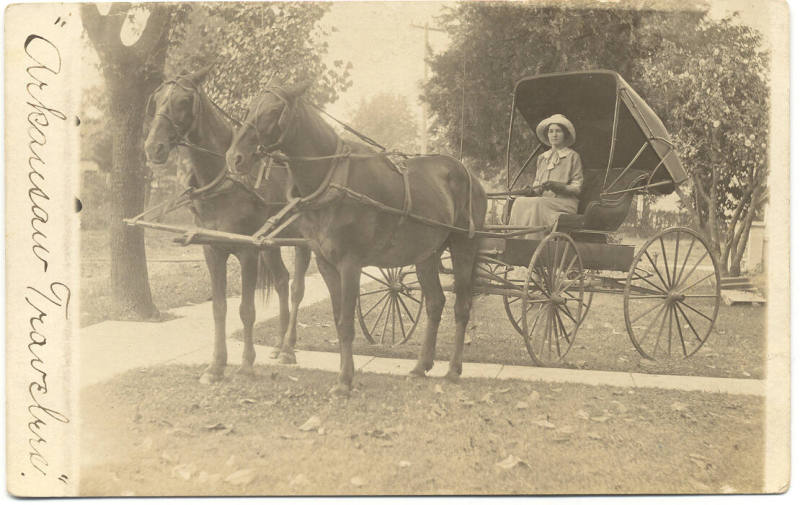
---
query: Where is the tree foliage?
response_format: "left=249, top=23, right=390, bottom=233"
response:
left=166, top=2, right=352, bottom=119
left=349, top=93, right=419, bottom=152
left=423, top=4, right=768, bottom=274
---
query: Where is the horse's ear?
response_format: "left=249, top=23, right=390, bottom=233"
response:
left=285, top=80, right=314, bottom=99
left=188, top=65, right=213, bottom=85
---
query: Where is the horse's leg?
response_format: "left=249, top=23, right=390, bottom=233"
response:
left=409, top=254, right=446, bottom=377
left=279, top=245, right=311, bottom=364
left=263, top=248, right=290, bottom=360
left=444, top=236, right=480, bottom=382
left=331, top=255, right=361, bottom=395
left=200, top=245, right=229, bottom=384
left=316, top=254, right=342, bottom=328
left=236, top=249, right=258, bottom=375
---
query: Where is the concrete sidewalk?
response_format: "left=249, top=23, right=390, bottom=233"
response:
left=80, top=271, right=764, bottom=397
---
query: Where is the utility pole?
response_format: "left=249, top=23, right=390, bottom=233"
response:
left=411, top=22, right=445, bottom=154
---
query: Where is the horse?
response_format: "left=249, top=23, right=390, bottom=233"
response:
left=143, top=67, right=312, bottom=383
left=225, top=81, right=488, bottom=395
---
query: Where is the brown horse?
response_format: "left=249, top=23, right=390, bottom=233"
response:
left=226, top=82, right=487, bottom=395
left=143, top=68, right=312, bottom=383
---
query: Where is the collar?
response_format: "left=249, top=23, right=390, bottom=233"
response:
left=546, top=147, right=571, bottom=159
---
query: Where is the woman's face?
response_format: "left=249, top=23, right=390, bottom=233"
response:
left=548, top=124, right=567, bottom=148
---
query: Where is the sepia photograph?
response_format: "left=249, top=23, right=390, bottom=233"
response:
left=3, top=0, right=790, bottom=497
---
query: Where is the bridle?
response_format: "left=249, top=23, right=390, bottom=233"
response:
left=240, top=87, right=297, bottom=157
left=145, top=78, right=201, bottom=147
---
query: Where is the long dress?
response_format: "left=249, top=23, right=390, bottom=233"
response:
left=509, top=147, right=584, bottom=240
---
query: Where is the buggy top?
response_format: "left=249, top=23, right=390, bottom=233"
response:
left=504, top=70, right=687, bottom=232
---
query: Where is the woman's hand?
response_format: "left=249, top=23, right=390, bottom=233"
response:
left=542, top=181, right=568, bottom=195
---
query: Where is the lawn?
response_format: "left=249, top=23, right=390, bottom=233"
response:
left=79, top=364, right=764, bottom=496
left=241, top=288, right=765, bottom=380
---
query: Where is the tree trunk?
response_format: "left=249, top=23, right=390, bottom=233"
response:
left=108, top=85, right=158, bottom=318
left=81, top=3, right=171, bottom=319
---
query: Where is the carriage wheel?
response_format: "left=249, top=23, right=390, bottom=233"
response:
left=503, top=255, right=593, bottom=338
left=357, top=266, right=424, bottom=345
left=623, top=227, right=721, bottom=360
left=518, top=232, right=589, bottom=366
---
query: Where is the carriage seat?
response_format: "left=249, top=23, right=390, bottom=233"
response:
left=555, top=167, right=648, bottom=232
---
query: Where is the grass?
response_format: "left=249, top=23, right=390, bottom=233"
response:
left=80, top=228, right=313, bottom=327
left=80, top=364, right=764, bottom=496
left=243, top=287, right=765, bottom=380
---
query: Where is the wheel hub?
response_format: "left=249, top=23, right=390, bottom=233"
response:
left=666, top=291, right=685, bottom=303
left=549, top=294, right=566, bottom=305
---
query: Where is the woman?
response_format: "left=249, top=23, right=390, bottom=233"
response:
left=509, top=114, right=584, bottom=239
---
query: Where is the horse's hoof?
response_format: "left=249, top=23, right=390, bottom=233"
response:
left=277, top=352, right=297, bottom=365
left=408, top=367, right=427, bottom=378
left=444, top=370, right=461, bottom=383
left=268, top=348, right=280, bottom=360
left=329, top=383, right=351, bottom=397
left=199, top=372, right=223, bottom=384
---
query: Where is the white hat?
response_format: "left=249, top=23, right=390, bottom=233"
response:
left=536, top=114, right=576, bottom=147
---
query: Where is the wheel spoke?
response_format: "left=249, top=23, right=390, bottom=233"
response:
left=673, top=305, right=688, bottom=357
left=677, top=272, right=716, bottom=295
left=659, top=237, right=673, bottom=289
left=674, top=250, right=710, bottom=292
left=678, top=300, right=713, bottom=322
left=629, top=298, right=666, bottom=326
left=631, top=271, right=669, bottom=295
left=394, top=297, right=407, bottom=343
left=672, top=231, right=681, bottom=287
left=652, top=303, right=671, bottom=357
left=675, top=302, right=703, bottom=344
left=666, top=302, right=674, bottom=356
left=380, top=294, right=393, bottom=344
left=399, top=290, right=422, bottom=305
left=396, top=294, right=417, bottom=323
left=362, top=270, right=391, bottom=287
left=369, top=294, right=392, bottom=336
left=360, top=287, right=391, bottom=297
left=380, top=268, right=392, bottom=284
left=644, top=250, right=670, bottom=291
left=637, top=303, right=667, bottom=351
left=362, top=292, right=390, bottom=318
left=627, top=295, right=669, bottom=300
left=389, top=295, right=397, bottom=345
left=558, top=304, right=578, bottom=324
left=674, top=236, right=697, bottom=288
left=553, top=309, right=565, bottom=355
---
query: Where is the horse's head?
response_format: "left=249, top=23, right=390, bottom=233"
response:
left=226, top=80, right=312, bottom=176
left=144, top=66, right=212, bottom=164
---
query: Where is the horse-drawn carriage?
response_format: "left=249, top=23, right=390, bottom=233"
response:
left=130, top=69, right=720, bottom=391
left=355, top=70, right=720, bottom=365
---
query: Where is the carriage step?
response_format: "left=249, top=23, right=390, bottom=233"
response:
left=720, top=276, right=756, bottom=292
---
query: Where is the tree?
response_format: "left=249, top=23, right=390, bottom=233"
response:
left=165, top=3, right=352, bottom=120
left=638, top=15, right=769, bottom=275
left=81, top=3, right=172, bottom=318
left=349, top=93, right=419, bottom=152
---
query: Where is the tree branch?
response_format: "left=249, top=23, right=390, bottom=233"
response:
left=132, top=4, right=172, bottom=57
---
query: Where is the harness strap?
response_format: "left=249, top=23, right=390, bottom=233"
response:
left=396, top=161, right=412, bottom=228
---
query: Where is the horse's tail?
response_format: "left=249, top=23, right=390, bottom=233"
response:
left=256, top=250, right=274, bottom=304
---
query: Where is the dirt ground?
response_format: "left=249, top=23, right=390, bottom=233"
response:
left=79, top=364, right=764, bottom=496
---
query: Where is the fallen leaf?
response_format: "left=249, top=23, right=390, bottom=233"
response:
left=398, top=460, right=412, bottom=468
left=239, top=398, right=256, bottom=405
left=590, top=415, right=610, bottom=423
left=496, top=387, right=511, bottom=394
left=495, top=455, right=530, bottom=470
left=350, top=476, right=365, bottom=487
left=671, top=402, right=688, bottom=412
left=587, top=432, right=603, bottom=440
left=298, top=322, right=309, bottom=328
left=298, top=416, right=322, bottom=432
left=280, top=433, right=299, bottom=440
left=576, top=409, right=590, bottom=420
left=480, top=392, right=493, bottom=404
left=610, top=401, right=628, bottom=414
left=225, top=468, right=257, bottom=486
left=533, top=420, right=556, bottom=429
left=205, top=422, right=229, bottom=431
left=317, top=427, right=326, bottom=435
left=288, top=375, right=299, bottom=382
left=528, top=390, right=541, bottom=403
left=515, top=401, right=529, bottom=410
left=434, top=385, right=444, bottom=394
left=556, top=426, right=576, bottom=435
left=689, top=453, right=709, bottom=462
